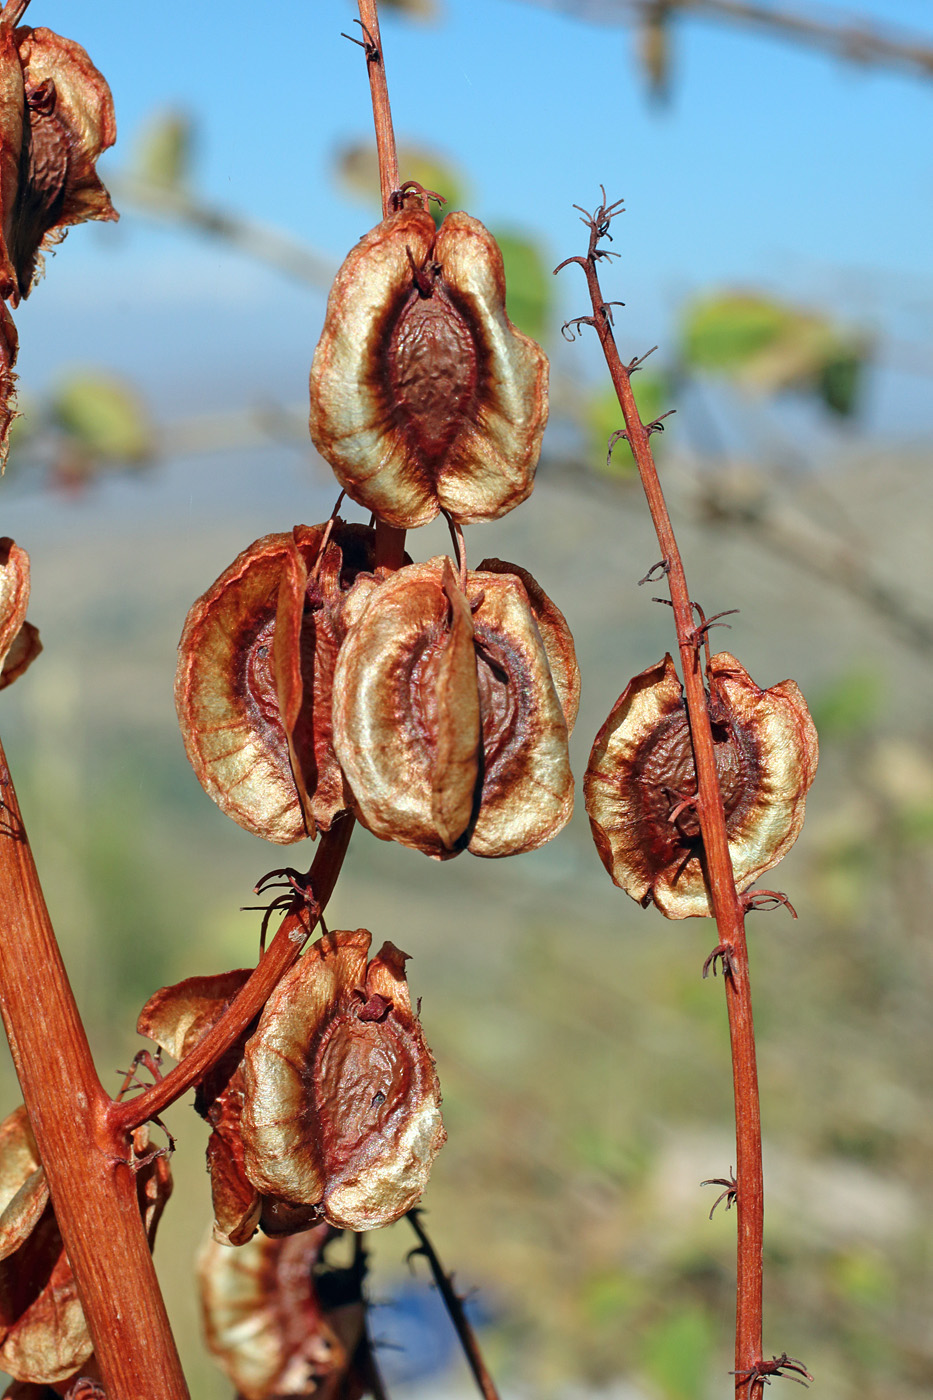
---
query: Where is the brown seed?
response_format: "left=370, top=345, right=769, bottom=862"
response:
left=585, top=652, right=819, bottom=918
left=309, top=208, right=548, bottom=528
left=241, top=929, right=445, bottom=1232
left=175, top=522, right=375, bottom=844
left=332, top=556, right=576, bottom=858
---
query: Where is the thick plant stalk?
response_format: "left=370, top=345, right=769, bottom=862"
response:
left=556, top=201, right=765, bottom=1394
left=0, top=739, right=189, bottom=1400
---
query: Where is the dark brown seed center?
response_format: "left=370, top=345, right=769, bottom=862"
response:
left=387, top=284, right=477, bottom=463
left=639, top=709, right=752, bottom=844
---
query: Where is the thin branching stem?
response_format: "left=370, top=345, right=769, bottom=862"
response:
left=356, top=0, right=399, bottom=216
left=556, top=197, right=765, bottom=1394
left=406, top=1210, right=501, bottom=1400
left=111, top=815, right=354, bottom=1131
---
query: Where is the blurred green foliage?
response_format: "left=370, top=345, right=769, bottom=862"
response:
left=681, top=291, right=870, bottom=417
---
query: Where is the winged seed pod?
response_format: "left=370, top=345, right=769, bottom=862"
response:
left=5, top=25, right=117, bottom=306
left=332, top=555, right=578, bottom=859
left=0, top=538, right=41, bottom=690
left=198, top=1227, right=365, bottom=1400
left=242, top=929, right=445, bottom=1232
left=175, top=522, right=377, bottom=844
left=309, top=206, right=548, bottom=528
left=585, top=652, right=818, bottom=919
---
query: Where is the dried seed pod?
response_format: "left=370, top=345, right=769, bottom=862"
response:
left=175, top=522, right=375, bottom=844
left=309, top=207, right=548, bottom=528
left=585, top=653, right=819, bottom=919
left=0, top=1109, right=170, bottom=1386
left=198, top=1226, right=364, bottom=1400
left=0, top=17, right=25, bottom=303
left=0, top=301, right=19, bottom=472
left=0, top=538, right=41, bottom=691
left=7, top=26, right=117, bottom=306
left=333, top=556, right=575, bottom=858
left=138, top=970, right=261, bottom=1247
left=242, top=930, right=445, bottom=1232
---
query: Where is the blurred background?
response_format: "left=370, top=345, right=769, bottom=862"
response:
left=1, top=0, right=933, bottom=1395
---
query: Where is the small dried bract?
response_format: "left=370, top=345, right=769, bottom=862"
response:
left=309, top=206, right=548, bottom=528
left=333, top=555, right=578, bottom=859
left=176, top=522, right=376, bottom=844
left=198, top=1226, right=364, bottom=1400
left=0, top=538, right=40, bottom=690
left=242, top=929, right=445, bottom=1232
left=0, top=1107, right=170, bottom=1387
left=3, top=23, right=117, bottom=306
left=585, top=653, right=818, bottom=918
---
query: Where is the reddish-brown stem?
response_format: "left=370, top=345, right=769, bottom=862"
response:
left=406, top=1210, right=501, bottom=1400
left=0, top=0, right=31, bottom=27
left=356, top=0, right=399, bottom=216
left=0, top=739, right=189, bottom=1400
left=112, top=814, right=354, bottom=1132
left=556, top=204, right=764, bottom=1394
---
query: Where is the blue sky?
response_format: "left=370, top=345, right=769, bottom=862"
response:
left=8, top=0, right=933, bottom=450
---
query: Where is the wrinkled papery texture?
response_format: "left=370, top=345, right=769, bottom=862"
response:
left=584, top=652, right=819, bottom=918
left=242, top=930, right=446, bottom=1231
left=0, top=20, right=24, bottom=302
left=309, top=207, right=549, bottom=528
left=332, top=556, right=575, bottom=859
left=0, top=539, right=40, bottom=690
left=6, top=27, right=117, bottom=305
left=0, top=301, right=18, bottom=471
left=175, top=522, right=375, bottom=844
left=138, top=969, right=262, bottom=1247
left=0, top=1109, right=170, bottom=1386
left=198, top=1227, right=364, bottom=1400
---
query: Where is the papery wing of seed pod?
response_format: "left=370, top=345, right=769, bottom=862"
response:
left=132, top=1125, right=173, bottom=1248
left=242, top=930, right=446, bottom=1231
left=0, top=19, right=24, bottom=303
left=0, top=539, right=40, bottom=690
left=177, top=524, right=370, bottom=844
left=176, top=532, right=309, bottom=844
left=139, top=971, right=261, bottom=1247
left=309, top=208, right=548, bottom=529
left=431, top=558, right=481, bottom=849
left=272, top=524, right=362, bottom=839
left=8, top=27, right=117, bottom=306
left=333, top=559, right=481, bottom=858
left=0, top=1108, right=48, bottom=1264
left=476, top=556, right=580, bottom=732
left=0, top=302, right=19, bottom=473
left=0, top=1200, right=91, bottom=1385
left=466, top=565, right=574, bottom=857
left=242, top=931, right=370, bottom=1210
left=585, top=653, right=819, bottom=919
left=198, top=1226, right=360, bottom=1400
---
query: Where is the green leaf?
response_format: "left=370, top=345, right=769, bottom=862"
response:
left=335, top=142, right=468, bottom=226
left=50, top=373, right=154, bottom=464
left=681, top=291, right=870, bottom=414
left=639, top=1306, right=716, bottom=1400
left=491, top=229, right=552, bottom=343
left=132, top=109, right=194, bottom=191
left=817, top=347, right=865, bottom=417
left=682, top=294, right=793, bottom=373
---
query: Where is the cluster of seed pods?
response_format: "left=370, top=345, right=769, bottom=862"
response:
left=162, top=190, right=585, bottom=1390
